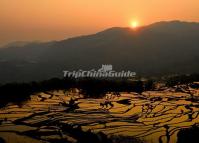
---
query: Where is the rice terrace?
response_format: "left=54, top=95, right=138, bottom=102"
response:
left=1, top=1, right=199, bottom=143
left=0, top=76, right=199, bottom=143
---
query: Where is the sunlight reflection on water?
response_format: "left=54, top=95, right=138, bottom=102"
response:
left=0, top=89, right=199, bottom=143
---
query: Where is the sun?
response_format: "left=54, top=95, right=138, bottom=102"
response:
left=131, top=21, right=139, bottom=29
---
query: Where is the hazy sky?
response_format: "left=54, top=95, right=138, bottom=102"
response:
left=0, top=0, right=199, bottom=46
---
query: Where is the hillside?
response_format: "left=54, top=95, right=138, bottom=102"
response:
left=0, top=21, right=199, bottom=83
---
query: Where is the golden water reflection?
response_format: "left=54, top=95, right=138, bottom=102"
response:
left=0, top=88, right=199, bottom=143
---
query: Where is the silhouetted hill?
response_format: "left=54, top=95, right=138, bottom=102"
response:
left=0, top=21, right=199, bottom=83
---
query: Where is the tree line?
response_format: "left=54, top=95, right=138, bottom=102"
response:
left=0, top=77, right=155, bottom=108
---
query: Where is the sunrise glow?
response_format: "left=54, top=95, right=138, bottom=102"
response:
left=0, top=0, right=199, bottom=46
left=131, top=21, right=139, bottom=29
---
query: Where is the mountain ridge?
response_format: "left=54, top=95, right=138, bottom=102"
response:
left=0, top=21, right=199, bottom=83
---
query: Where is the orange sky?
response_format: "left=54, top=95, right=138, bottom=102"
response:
left=0, top=0, right=199, bottom=46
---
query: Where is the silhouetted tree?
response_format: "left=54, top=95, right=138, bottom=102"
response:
left=177, top=125, right=199, bottom=143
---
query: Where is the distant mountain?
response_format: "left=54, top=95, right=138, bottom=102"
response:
left=0, top=20, right=199, bottom=83
left=0, top=41, right=41, bottom=49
